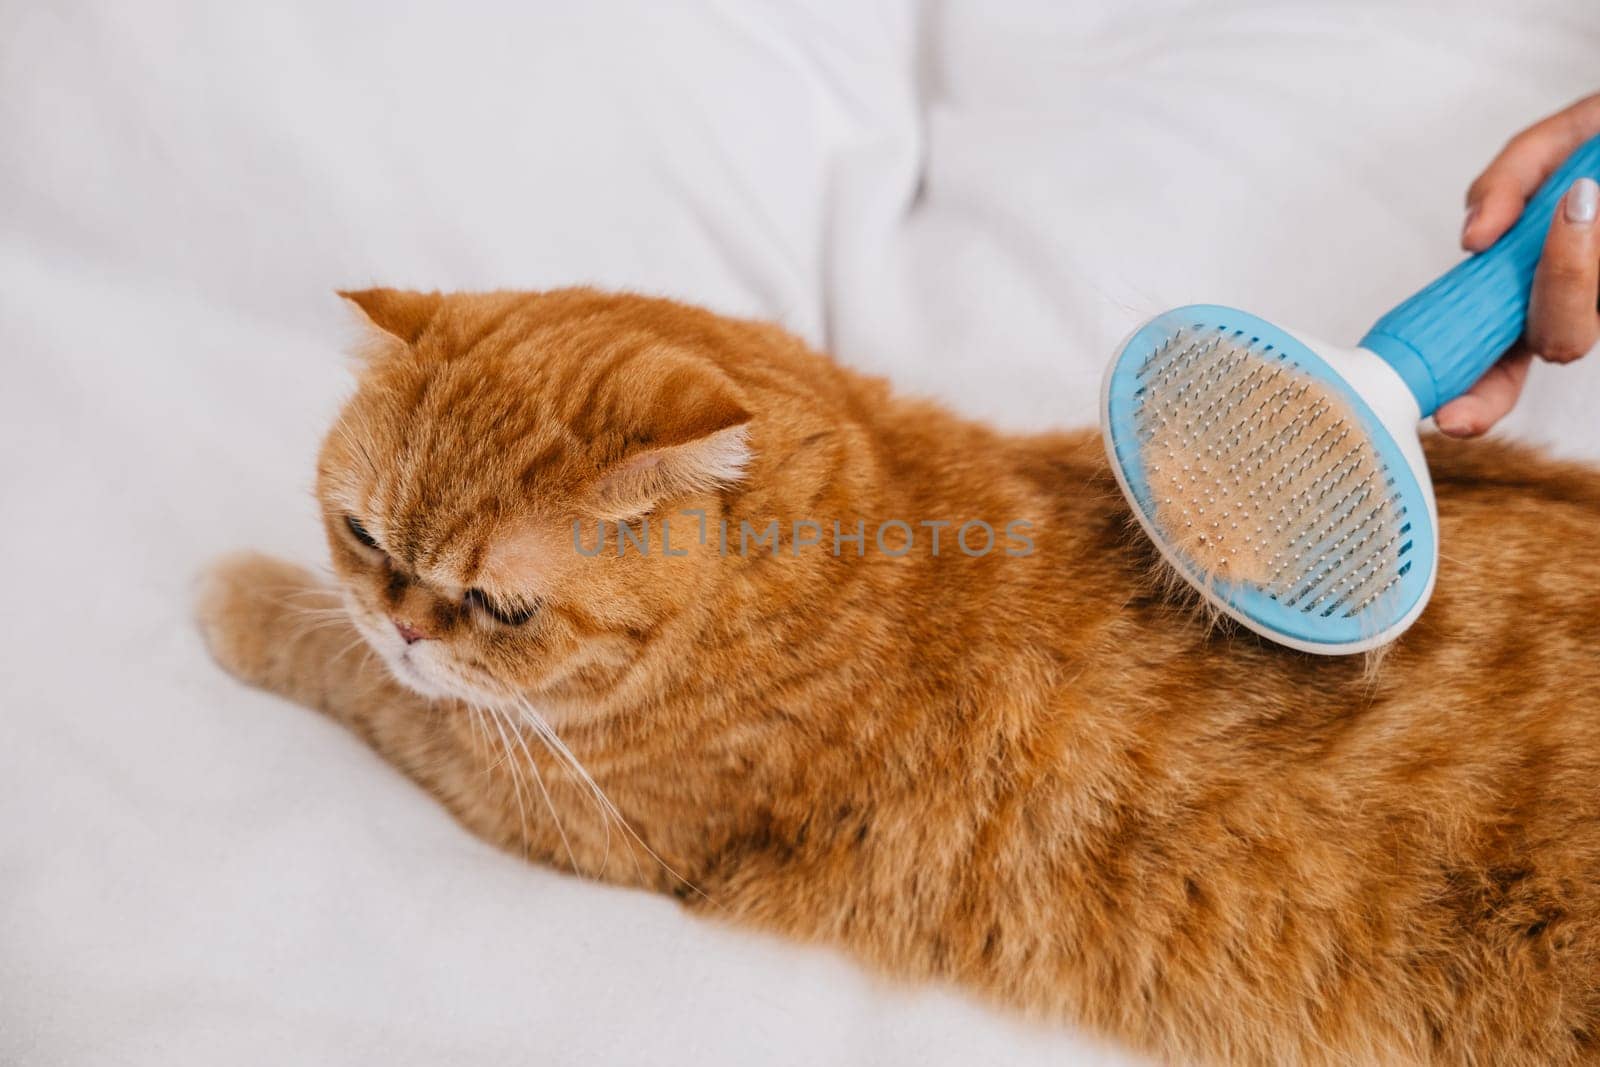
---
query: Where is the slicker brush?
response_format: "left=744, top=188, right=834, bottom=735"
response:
left=1102, top=135, right=1600, bottom=654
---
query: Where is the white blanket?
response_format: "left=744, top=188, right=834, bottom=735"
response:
left=3, top=2, right=1596, bottom=1064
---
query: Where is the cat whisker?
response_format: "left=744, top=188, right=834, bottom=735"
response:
left=504, top=696, right=623, bottom=880
left=492, top=701, right=581, bottom=877
left=329, top=632, right=372, bottom=668
left=413, top=669, right=588, bottom=876
left=479, top=700, right=536, bottom=863
left=283, top=607, right=351, bottom=619
left=479, top=699, right=582, bottom=878
left=277, top=589, right=343, bottom=606
left=511, top=695, right=711, bottom=904
left=280, top=610, right=354, bottom=632
left=281, top=617, right=359, bottom=644
left=462, top=706, right=488, bottom=768
left=276, top=594, right=346, bottom=609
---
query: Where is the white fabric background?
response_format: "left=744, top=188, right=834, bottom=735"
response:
left=3, top=2, right=1597, bottom=1064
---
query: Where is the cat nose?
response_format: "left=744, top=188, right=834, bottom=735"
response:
left=393, top=618, right=430, bottom=644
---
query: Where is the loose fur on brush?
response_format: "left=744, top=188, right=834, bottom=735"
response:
left=199, top=288, right=1600, bottom=1065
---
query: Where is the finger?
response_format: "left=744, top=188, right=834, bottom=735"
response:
left=1462, top=181, right=1532, bottom=253
left=1526, top=177, right=1600, bottom=364
left=1434, top=347, right=1534, bottom=437
left=1463, top=93, right=1600, bottom=252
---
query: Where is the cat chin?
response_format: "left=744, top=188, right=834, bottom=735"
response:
left=383, top=650, right=455, bottom=700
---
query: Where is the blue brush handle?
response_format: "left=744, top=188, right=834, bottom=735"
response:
left=1360, top=134, right=1600, bottom=417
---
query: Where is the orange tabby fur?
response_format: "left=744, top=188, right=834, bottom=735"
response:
left=199, top=288, right=1600, bottom=1065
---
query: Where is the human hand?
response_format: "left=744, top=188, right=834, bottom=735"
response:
left=1436, top=93, right=1600, bottom=438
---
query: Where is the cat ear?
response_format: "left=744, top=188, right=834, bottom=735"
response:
left=337, top=288, right=443, bottom=345
left=591, top=385, right=753, bottom=520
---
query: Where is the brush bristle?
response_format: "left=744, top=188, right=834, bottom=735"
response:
left=1131, top=327, right=1407, bottom=622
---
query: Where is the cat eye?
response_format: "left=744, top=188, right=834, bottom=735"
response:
left=345, top=515, right=382, bottom=551
left=464, top=587, right=537, bottom=626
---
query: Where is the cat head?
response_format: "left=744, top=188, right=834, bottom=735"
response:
left=317, top=288, right=756, bottom=710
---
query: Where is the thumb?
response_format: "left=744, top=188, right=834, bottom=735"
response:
left=1433, top=347, right=1534, bottom=437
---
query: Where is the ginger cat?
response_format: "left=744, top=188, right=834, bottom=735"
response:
left=199, top=288, right=1600, bottom=1065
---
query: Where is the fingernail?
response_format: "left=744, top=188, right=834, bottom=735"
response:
left=1435, top=409, right=1473, bottom=437
left=1460, top=203, right=1480, bottom=244
left=1565, top=177, right=1599, bottom=225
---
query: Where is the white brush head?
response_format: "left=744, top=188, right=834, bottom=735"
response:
left=1101, top=305, right=1438, bottom=655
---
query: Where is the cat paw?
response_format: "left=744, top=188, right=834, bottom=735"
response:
left=196, top=551, right=331, bottom=690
